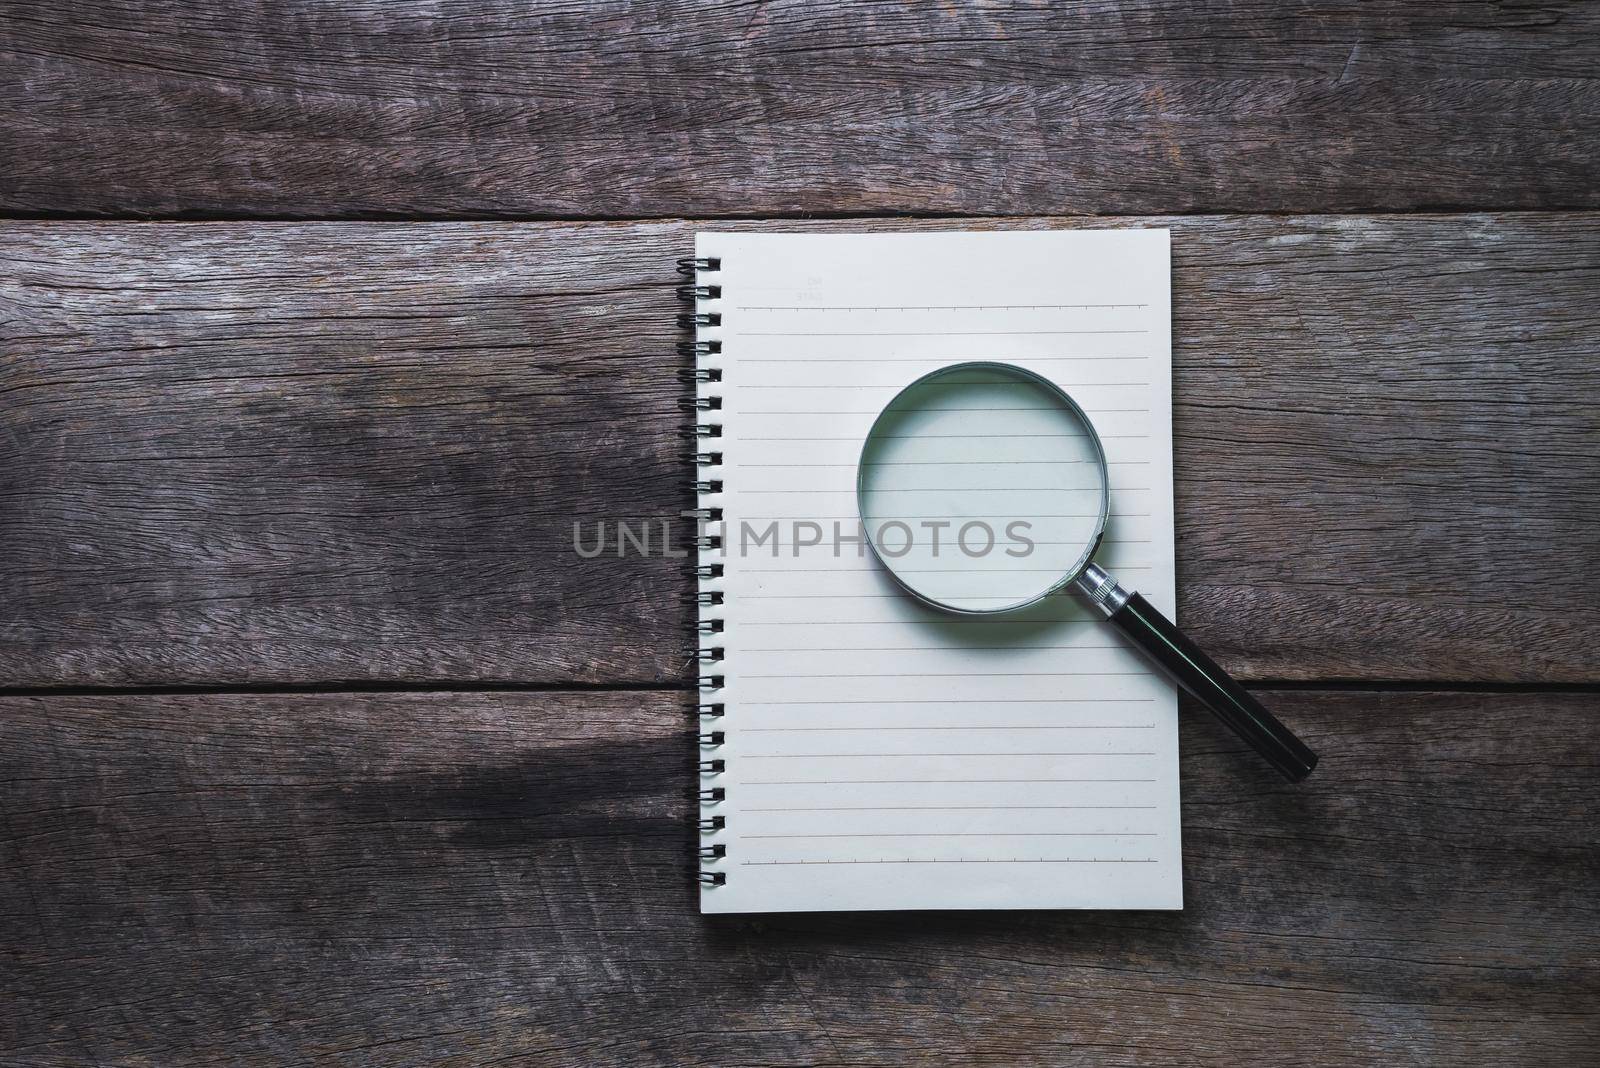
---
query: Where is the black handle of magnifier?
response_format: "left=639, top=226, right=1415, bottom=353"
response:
left=1074, top=566, right=1318, bottom=782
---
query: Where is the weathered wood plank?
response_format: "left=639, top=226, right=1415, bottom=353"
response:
left=1, top=688, right=1594, bottom=1065
left=1, top=2, right=1597, bottom=218
left=1, top=215, right=1597, bottom=687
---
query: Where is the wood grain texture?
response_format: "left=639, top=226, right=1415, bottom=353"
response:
left=2, top=1, right=1598, bottom=218
left=1, top=688, right=1594, bottom=1066
left=3, top=214, right=1598, bottom=687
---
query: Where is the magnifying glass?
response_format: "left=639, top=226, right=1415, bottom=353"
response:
left=857, top=361, right=1317, bottom=782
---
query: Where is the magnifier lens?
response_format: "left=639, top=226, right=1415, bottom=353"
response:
left=858, top=364, right=1107, bottom=613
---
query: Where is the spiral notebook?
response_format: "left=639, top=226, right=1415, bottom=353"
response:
left=685, top=230, right=1180, bottom=913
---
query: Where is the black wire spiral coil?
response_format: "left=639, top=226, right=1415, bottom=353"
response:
left=680, top=255, right=726, bottom=890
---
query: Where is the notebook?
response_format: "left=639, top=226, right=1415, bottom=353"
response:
left=685, top=230, right=1179, bottom=913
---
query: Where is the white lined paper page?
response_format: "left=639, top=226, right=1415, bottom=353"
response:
left=695, top=230, right=1179, bottom=913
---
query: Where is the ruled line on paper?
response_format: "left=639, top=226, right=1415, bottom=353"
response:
left=740, top=644, right=1125, bottom=651
left=738, top=486, right=1151, bottom=493
left=854, top=380, right=1145, bottom=386
left=742, top=778, right=1160, bottom=785
left=777, top=459, right=1090, bottom=466
left=738, top=382, right=1149, bottom=389
left=735, top=516, right=1151, bottom=523
left=742, top=752, right=1157, bottom=758
left=743, top=832, right=1160, bottom=839
left=745, top=804, right=1160, bottom=810
left=740, top=671, right=1149, bottom=679
left=741, top=408, right=1153, bottom=416
left=736, top=568, right=1139, bottom=577
left=740, top=330, right=1149, bottom=337
left=744, top=459, right=1151, bottom=467
left=737, top=580, right=1147, bottom=598
left=738, top=698, right=1156, bottom=706
left=738, top=620, right=1101, bottom=627
left=741, top=434, right=1150, bottom=442
left=742, top=726, right=1159, bottom=732
left=735, top=558, right=1134, bottom=568
left=736, top=552, right=1154, bottom=558
left=735, top=600, right=1119, bottom=607
left=739, top=859, right=1160, bottom=866
left=739, top=304, right=1149, bottom=311
left=736, top=569, right=1135, bottom=577
left=741, top=356, right=1153, bottom=363
left=739, top=545, right=1137, bottom=556
left=738, top=558, right=1153, bottom=566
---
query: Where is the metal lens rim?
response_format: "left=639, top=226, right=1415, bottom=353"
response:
left=855, top=360, right=1111, bottom=616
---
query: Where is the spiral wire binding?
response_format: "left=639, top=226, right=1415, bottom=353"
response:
left=679, top=255, right=726, bottom=889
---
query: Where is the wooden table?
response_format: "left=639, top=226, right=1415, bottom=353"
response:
left=2, top=4, right=1597, bottom=1065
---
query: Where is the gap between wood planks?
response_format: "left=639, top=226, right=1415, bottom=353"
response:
left=2, top=206, right=1597, bottom=224
left=0, top=680, right=1592, bottom=698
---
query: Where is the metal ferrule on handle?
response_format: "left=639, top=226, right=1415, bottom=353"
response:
left=1072, top=563, right=1130, bottom=617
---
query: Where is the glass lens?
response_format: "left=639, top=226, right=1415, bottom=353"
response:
left=857, top=363, right=1108, bottom=613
